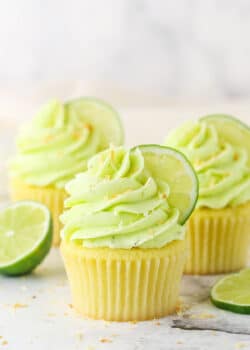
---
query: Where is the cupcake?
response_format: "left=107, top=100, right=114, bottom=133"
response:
left=165, top=114, right=250, bottom=274
left=60, top=145, right=198, bottom=321
left=9, top=98, right=124, bottom=246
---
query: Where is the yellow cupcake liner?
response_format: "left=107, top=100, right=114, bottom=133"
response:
left=9, top=178, right=67, bottom=246
left=185, top=201, right=250, bottom=275
left=61, top=239, right=186, bottom=321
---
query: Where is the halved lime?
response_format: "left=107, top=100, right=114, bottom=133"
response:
left=211, top=269, right=250, bottom=314
left=135, top=145, right=198, bottom=223
left=0, top=201, right=52, bottom=276
left=201, top=114, right=250, bottom=166
left=65, top=97, right=124, bottom=148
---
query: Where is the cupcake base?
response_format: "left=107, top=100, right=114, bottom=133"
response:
left=9, top=178, right=66, bottom=246
left=61, top=240, right=186, bottom=321
left=185, top=201, right=250, bottom=275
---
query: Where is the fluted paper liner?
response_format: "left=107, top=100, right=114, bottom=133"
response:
left=61, top=240, right=186, bottom=321
left=10, top=178, right=66, bottom=246
left=185, top=201, right=250, bottom=275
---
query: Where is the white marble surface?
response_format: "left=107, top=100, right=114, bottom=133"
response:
left=0, top=249, right=249, bottom=350
left=1, top=1, right=250, bottom=99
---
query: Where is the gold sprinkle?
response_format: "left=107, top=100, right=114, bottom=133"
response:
left=234, top=153, right=239, bottom=161
left=72, top=131, right=81, bottom=140
left=43, top=135, right=53, bottom=143
left=2, top=340, right=8, bottom=346
left=110, top=149, right=115, bottom=160
left=85, top=123, right=92, bottom=132
left=68, top=303, right=73, bottom=309
left=194, top=160, right=201, bottom=167
left=177, top=341, right=183, bottom=344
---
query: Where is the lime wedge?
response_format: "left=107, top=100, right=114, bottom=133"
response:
left=211, top=269, right=250, bottom=314
left=201, top=114, right=250, bottom=166
left=65, top=97, right=124, bottom=148
left=136, top=145, right=198, bottom=223
left=0, top=201, right=52, bottom=276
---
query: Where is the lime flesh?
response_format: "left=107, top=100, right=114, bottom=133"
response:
left=0, top=201, right=52, bottom=276
left=136, top=145, right=198, bottom=224
left=211, top=269, right=250, bottom=314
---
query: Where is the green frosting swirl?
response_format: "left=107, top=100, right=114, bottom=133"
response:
left=61, top=146, right=185, bottom=249
left=166, top=120, right=250, bottom=208
left=10, top=100, right=101, bottom=188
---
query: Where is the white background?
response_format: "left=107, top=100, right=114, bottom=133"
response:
left=1, top=0, right=250, bottom=103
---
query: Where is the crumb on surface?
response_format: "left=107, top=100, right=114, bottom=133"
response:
left=176, top=300, right=191, bottom=316
left=13, top=303, right=28, bottom=309
left=100, top=338, right=112, bottom=343
left=190, top=313, right=215, bottom=319
left=154, top=321, right=161, bottom=326
left=68, top=303, right=73, bottom=309
left=47, top=313, right=56, bottom=317
left=75, top=332, right=84, bottom=341
left=176, top=341, right=183, bottom=344
left=210, top=330, right=217, bottom=335
left=129, top=320, right=138, bottom=325
left=1, top=340, right=8, bottom=346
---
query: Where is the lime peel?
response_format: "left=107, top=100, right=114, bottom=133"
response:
left=211, top=269, right=250, bottom=314
left=135, top=144, right=198, bottom=224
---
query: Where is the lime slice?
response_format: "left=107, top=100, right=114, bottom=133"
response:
left=136, top=145, right=198, bottom=224
left=65, top=97, right=124, bottom=148
left=211, top=269, right=250, bottom=314
left=201, top=114, right=250, bottom=166
left=0, top=201, right=52, bottom=276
